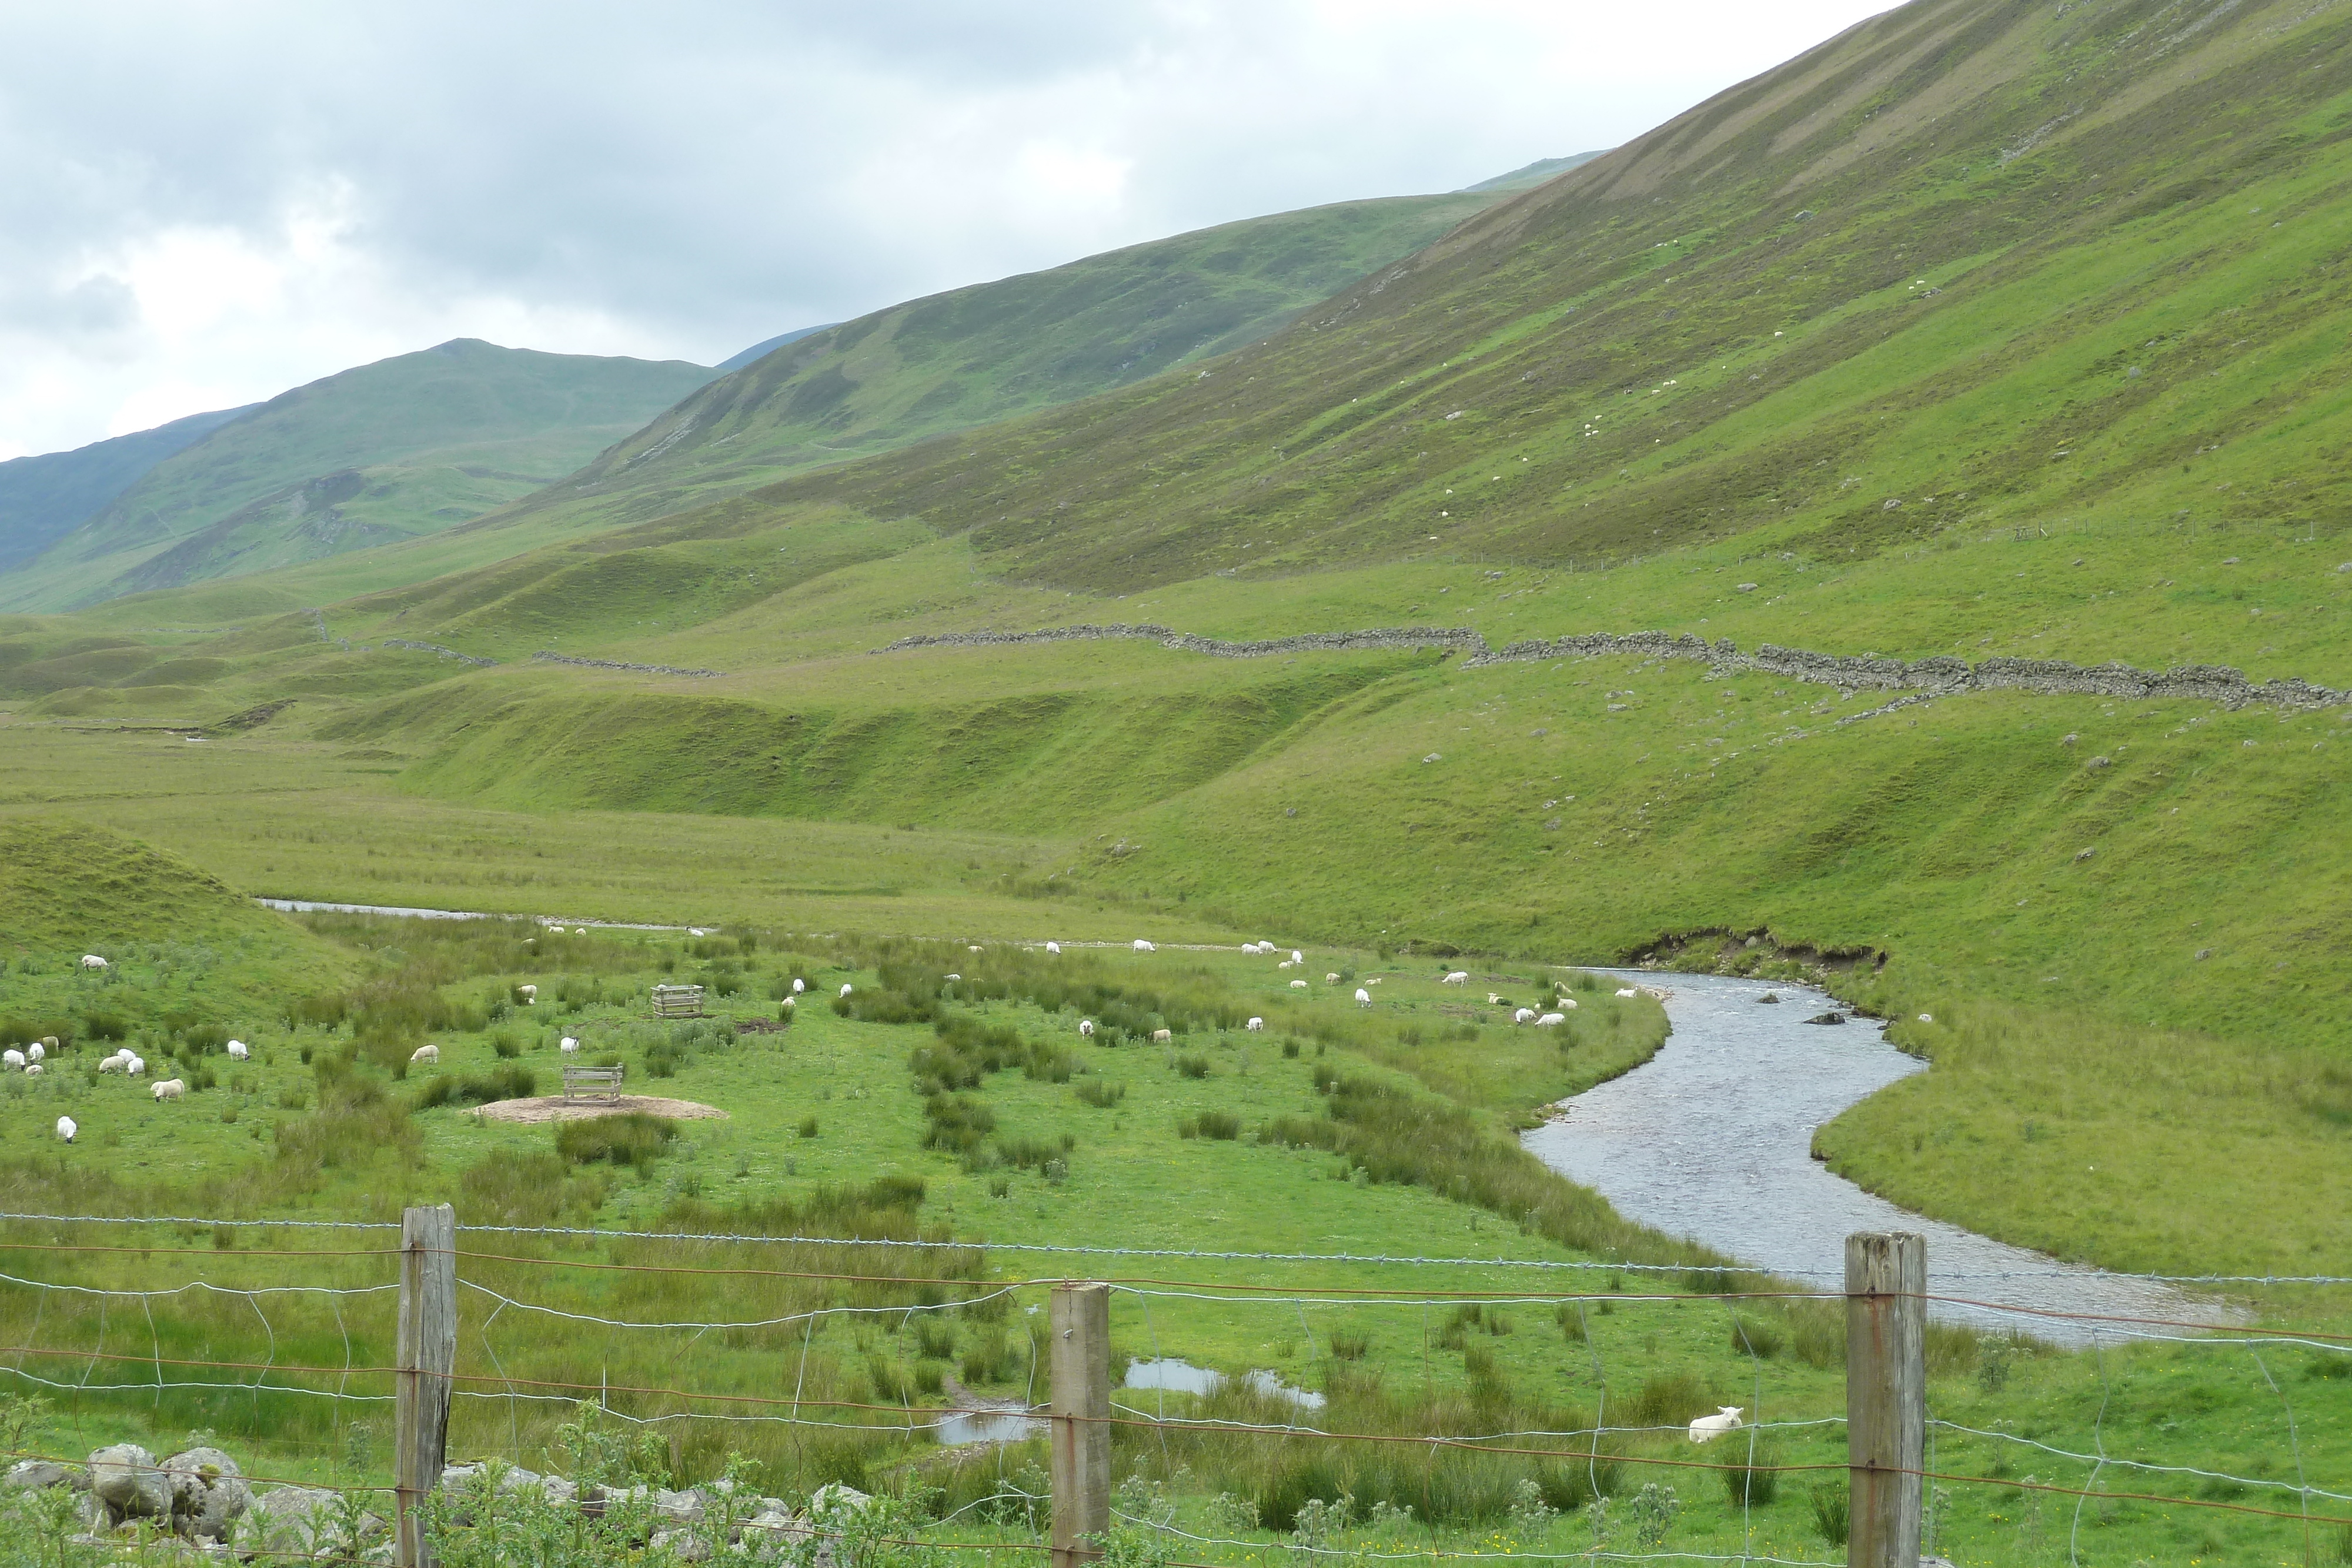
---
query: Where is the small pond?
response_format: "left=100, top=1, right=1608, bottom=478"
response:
left=1521, top=971, right=2227, bottom=1345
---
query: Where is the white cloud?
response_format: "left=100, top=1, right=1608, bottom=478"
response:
left=0, top=0, right=1895, bottom=458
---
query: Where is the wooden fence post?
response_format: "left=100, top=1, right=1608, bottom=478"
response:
left=1846, top=1231, right=1926, bottom=1568
left=396, top=1204, right=457, bottom=1568
left=1050, top=1281, right=1111, bottom=1568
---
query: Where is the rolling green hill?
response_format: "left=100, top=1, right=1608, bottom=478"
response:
left=0, top=340, right=717, bottom=613
left=1, top=0, right=2349, bottom=1277
left=459, top=188, right=1525, bottom=545
left=0, top=404, right=254, bottom=572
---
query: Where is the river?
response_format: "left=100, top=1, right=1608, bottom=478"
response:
left=1521, top=971, right=2229, bottom=1345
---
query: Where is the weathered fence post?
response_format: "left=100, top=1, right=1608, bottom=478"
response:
left=396, top=1204, right=457, bottom=1568
left=1846, top=1231, right=1926, bottom=1568
left=1050, top=1281, right=1111, bottom=1568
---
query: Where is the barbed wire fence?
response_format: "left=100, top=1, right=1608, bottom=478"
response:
left=0, top=1211, right=2346, bottom=1568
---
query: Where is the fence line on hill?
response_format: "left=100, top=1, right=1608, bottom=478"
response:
left=2, top=1212, right=2346, bottom=1568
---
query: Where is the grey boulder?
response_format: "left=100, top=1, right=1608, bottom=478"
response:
left=3, top=1458, right=82, bottom=1492
left=163, top=1447, right=250, bottom=1541
left=88, top=1443, right=172, bottom=1519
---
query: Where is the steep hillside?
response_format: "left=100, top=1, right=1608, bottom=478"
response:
left=0, top=404, right=254, bottom=571
left=465, top=189, right=1516, bottom=543
left=1459, top=151, right=1606, bottom=192
left=717, top=323, right=840, bottom=371
left=691, top=0, right=2352, bottom=594
left=0, top=340, right=716, bottom=611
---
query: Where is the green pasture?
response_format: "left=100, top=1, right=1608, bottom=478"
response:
left=2, top=916, right=2344, bottom=1567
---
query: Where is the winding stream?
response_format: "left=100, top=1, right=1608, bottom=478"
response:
left=1521, top=971, right=2227, bottom=1345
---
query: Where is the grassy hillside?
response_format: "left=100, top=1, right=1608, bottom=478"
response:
left=0, top=340, right=716, bottom=612
left=0, top=404, right=254, bottom=572
left=463, top=189, right=1516, bottom=546
left=1460, top=151, right=1606, bottom=192
left=1, top=0, right=2348, bottom=1282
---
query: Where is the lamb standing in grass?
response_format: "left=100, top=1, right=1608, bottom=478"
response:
left=1133, top=940, right=1156, bottom=952
left=1535, top=1012, right=1566, bottom=1028
left=839, top=983, right=854, bottom=998
left=560, top=1038, right=580, bottom=1055
left=1078, top=1020, right=1094, bottom=1038
left=1246, top=1018, right=1264, bottom=1031
left=81, top=955, right=108, bottom=971
left=56, top=1116, right=75, bottom=1145
left=1045, top=942, right=1061, bottom=955
left=226, top=1039, right=249, bottom=1060
left=1514, top=1008, right=1536, bottom=1024
left=125, top=1055, right=146, bottom=1076
left=153, top=1079, right=186, bottom=1101
left=26, top=1041, right=44, bottom=1064
left=1441, top=971, right=1469, bottom=985
left=518, top=985, right=537, bottom=1005
left=410, top=1044, right=439, bottom=1065
left=1290, top=979, right=1308, bottom=989
left=2, top=1049, right=21, bottom=1071
left=1355, top=989, right=1372, bottom=1007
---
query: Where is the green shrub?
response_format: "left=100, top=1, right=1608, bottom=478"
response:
left=1176, top=1054, right=1210, bottom=1079
left=1721, top=1445, right=1780, bottom=1507
left=555, top=1112, right=679, bottom=1169
left=1180, top=1111, right=1241, bottom=1140
left=1075, top=1079, right=1126, bottom=1108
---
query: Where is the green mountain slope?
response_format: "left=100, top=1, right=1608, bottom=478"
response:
left=0, top=340, right=716, bottom=612
left=0, top=404, right=255, bottom=572
left=1458, top=151, right=1605, bottom=192
left=463, top=189, right=1518, bottom=544
left=710, top=0, right=2352, bottom=594
left=716, top=323, right=840, bottom=371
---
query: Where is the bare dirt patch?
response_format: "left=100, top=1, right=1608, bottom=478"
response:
left=474, top=1095, right=729, bottom=1125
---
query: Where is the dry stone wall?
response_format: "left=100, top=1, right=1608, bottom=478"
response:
left=874, top=624, right=2347, bottom=713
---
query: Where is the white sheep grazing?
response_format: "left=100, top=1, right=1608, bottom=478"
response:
left=97, top=1053, right=124, bottom=1074
left=791, top=978, right=806, bottom=994
left=1355, top=988, right=1372, bottom=1007
left=838, top=983, right=854, bottom=998
left=226, top=1040, right=249, bottom=1061
left=1291, top=951, right=1302, bottom=964
left=27, top=1041, right=45, bottom=1064
left=1246, top=1017, right=1264, bottom=1032
left=1561, top=997, right=1578, bottom=1009
left=560, top=1037, right=580, bottom=1055
left=1045, top=942, right=1061, bottom=955
left=1441, top=971, right=1469, bottom=985
left=410, top=1044, right=439, bottom=1065
left=518, top=985, right=537, bottom=1004
left=969, top=945, right=982, bottom=954
left=1535, top=1012, right=1566, bottom=1028
left=2, top=1049, right=22, bottom=1071
left=1289, top=979, right=1308, bottom=989
left=1241, top=942, right=1261, bottom=955
left=56, top=1116, right=76, bottom=1144
left=1151, top=1028, right=1173, bottom=1043
left=1133, top=940, right=1156, bottom=952
left=1514, top=1008, right=1536, bottom=1024
left=22, top=1063, right=39, bottom=1077
left=1615, top=988, right=1639, bottom=999
left=1688, top=1407, right=1744, bottom=1443
left=1078, top=1019, right=1095, bottom=1038
left=153, top=1079, right=186, bottom=1101
left=1368, top=977, right=1382, bottom=985
left=689, top=928, right=705, bottom=937
left=1325, top=972, right=1341, bottom=984
left=81, top=954, right=108, bottom=970
left=125, top=1055, right=146, bottom=1076
left=780, top=996, right=796, bottom=1010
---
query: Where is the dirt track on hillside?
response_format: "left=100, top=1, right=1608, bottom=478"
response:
left=473, top=1095, right=728, bottom=1124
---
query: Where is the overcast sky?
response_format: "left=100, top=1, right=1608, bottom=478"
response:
left=0, top=0, right=1894, bottom=459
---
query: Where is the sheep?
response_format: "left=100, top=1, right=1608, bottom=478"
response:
left=1487, top=992, right=1502, bottom=1005
left=1514, top=1008, right=1536, bottom=1024
left=410, top=1044, right=439, bottom=1065
left=1325, top=972, right=1341, bottom=984
left=1277, top=960, right=1294, bottom=970
left=81, top=955, right=108, bottom=970
left=1615, top=988, right=1639, bottom=999
left=1151, top=1028, right=1173, bottom=1043
left=27, top=1041, right=45, bottom=1064
left=945, top=973, right=961, bottom=982
left=1368, top=977, right=1382, bottom=985
left=125, top=1055, right=145, bottom=1076
left=1045, top=942, right=1061, bottom=955
left=1561, top=998, right=1578, bottom=1009
left=1289, top=979, right=1308, bottom=989
left=226, top=1040, right=249, bottom=1061
left=1688, top=1407, right=1745, bottom=1443
left=780, top=996, right=796, bottom=1010
left=1355, top=989, right=1372, bottom=1007
left=1241, top=942, right=1262, bottom=955
left=1535, top=1012, right=1566, bottom=1028
left=97, top=1052, right=125, bottom=1074
left=1246, top=1017, right=1265, bottom=1032
left=1291, top=951, right=1302, bottom=964
left=23, top=1064, right=39, bottom=1076
left=560, top=1038, right=580, bottom=1055
left=1917, top=1013, right=1934, bottom=1024
left=689, top=928, right=706, bottom=937
left=153, top=1079, right=187, bottom=1101
left=56, top=1116, right=75, bottom=1145
left=1133, top=940, right=1156, bottom=952
left=969, top=945, right=982, bottom=954
left=2, top=1049, right=21, bottom=1071
left=1441, top=971, right=1469, bottom=985
left=518, top=985, right=537, bottom=1004
left=1078, top=1019, right=1095, bottom=1038
left=791, top=978, right=806, bottom=994
left=838, top=983, right=854, bottom=998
